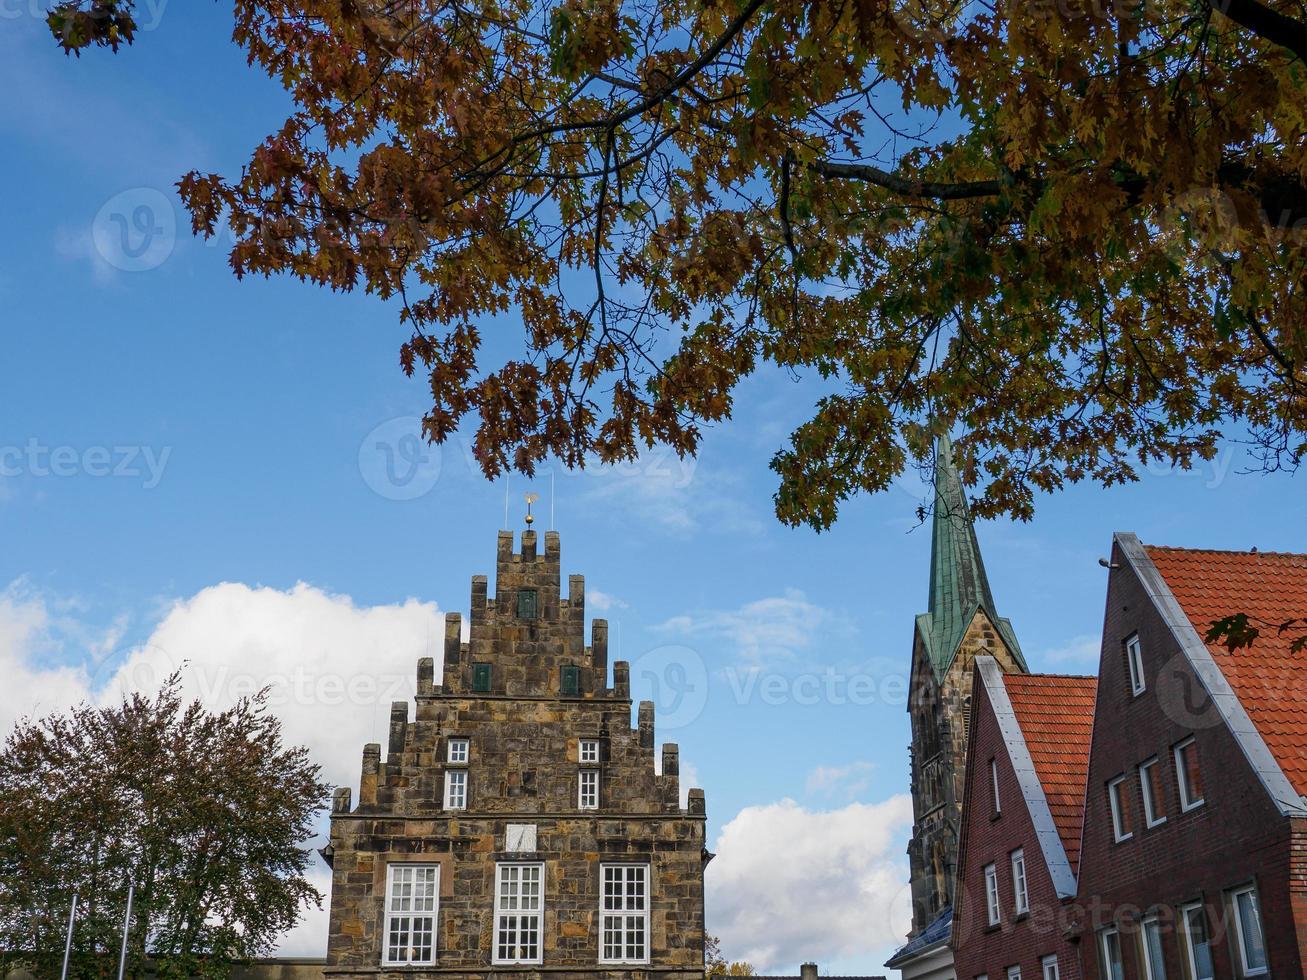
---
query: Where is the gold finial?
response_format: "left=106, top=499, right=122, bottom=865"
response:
left=524, top=492, right=539, bottom=527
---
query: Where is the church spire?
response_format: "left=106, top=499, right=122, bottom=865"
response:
left=917, top=433, right=1024, bottom=680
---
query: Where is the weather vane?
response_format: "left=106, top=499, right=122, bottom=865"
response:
left=524, top=492, right=539, bottom=527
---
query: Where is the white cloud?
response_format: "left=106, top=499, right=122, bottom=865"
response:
left=657, top=588, right=846, bottom=667
left=577, top=453, right=762, bottom=536
left=706, top=796, right=914, bottom=972
left=805, top=761, right=877, bottom=800
left=586, top=588, right=628, bottom=612
left=1041, top=633, right=1102, bottom=668
left=0, top=579, right=446, bottom=959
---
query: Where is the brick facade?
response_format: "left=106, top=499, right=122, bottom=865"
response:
left=324, top=529, right=708, bottom=979
left=952, top=663, right=1093, bottom=980
left=1074, top=535, right=1305, bottom=979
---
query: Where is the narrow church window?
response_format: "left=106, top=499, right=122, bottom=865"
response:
left=382, top=864, right=439, bottom=965
left=517, top=588, right=538, bottom=619
left=447, top=738, right=469, bottom=764
left=600, top=864, right=650, bottom=964
left=580, top=739, right=600, bottom=763
left=494, top=863, right=543, bottom=964
left=444, top=770, right=467, bottom=810
left=561, top=665, right=580, bottom=695
left=472, top=662, right=492, bottom=693
left=579, top=769, right=600, bottom=809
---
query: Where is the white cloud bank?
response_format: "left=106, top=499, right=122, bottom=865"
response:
left=657, top=588, right=848, bottom=667
left=706, top=796, right=914, bottom=972
left=0, top=579, right=446, bottom=957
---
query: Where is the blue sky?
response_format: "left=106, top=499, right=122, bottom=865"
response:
left=2, top=4, right=1305, bottom=975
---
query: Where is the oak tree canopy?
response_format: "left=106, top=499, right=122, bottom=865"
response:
left=50, top=0, right=1307, bottom=527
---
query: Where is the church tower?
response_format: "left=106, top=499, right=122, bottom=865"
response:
left=890, top=435, right=1027, bottom=973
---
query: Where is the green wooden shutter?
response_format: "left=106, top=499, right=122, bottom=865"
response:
left=472, top=662, right=492, bottom=693
left=560, top=665, right=580, bottom=695
left=517, top=588, right=538, bottom=619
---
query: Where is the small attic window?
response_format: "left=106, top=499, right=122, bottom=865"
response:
left=517, top=588, right=538, bottom=620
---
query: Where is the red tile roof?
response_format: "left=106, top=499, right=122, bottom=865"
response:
left=1146, top=545, right=1307, bottom=797
left=1002, top=673, right=1098, bottom=871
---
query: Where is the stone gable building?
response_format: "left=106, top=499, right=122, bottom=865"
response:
left=888, top=435, right=1029, bottom=980
left=323, top=528, right=709, bottom=979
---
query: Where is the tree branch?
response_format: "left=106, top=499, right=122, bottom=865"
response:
left=811, top=159, right=1004, bottom=199
left=1210, top=0, right=1307, bottom=61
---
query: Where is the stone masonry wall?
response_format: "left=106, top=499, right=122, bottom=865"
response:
left=325, top=530, right=707, bottom=979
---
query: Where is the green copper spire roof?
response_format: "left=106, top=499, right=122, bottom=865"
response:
left=915, top=434, right=1025, bottom=680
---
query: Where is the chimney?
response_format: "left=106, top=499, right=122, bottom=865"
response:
left=800, top=964, right=818, bottom=980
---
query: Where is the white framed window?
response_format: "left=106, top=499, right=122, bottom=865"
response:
left=580, top=738, right=600, bottom=763
left=446, top=737, right=469, bottom=764
left=579, top=768, right=600, bottom=809
left=1180, top=902, right=1215, bottom=980
left=493, top=863, right=543, bottom=964
left=1007, top=967, right=1021, bottom=980
left=990, top=758, right=1002, bottom=815
left=984, top=863, right=1001, bottom=926
left=444, top=769, right=467, bottom=810
left=1175, top=738, right=1205, bottom=811
left=1126, top=634, right=1146, bottom=696
left=1141, top=916, right=1167, bottom=980
left=1041, top=955, right=1060, bottom=980
left=1011, top=849, right=1029, bottom=915
left=1231, top=886, right=1268, bottom=976
left=1108, top=775, right=1132, bottom=842
left=600, top=863, right=650, bottom=965
left=1139, top=758, right=1166, bottom=828
left=1100, top=927, right=1125, bottom=980
left=382, top=864, right=439, bottom=965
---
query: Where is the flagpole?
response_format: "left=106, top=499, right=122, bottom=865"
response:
left=117, top=882, right=134, bottom=980
left=59, top=893, right=78, bottom=980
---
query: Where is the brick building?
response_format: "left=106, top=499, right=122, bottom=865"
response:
left=1074, top=534, right=1307, bottom=979
left=952, top=659, right=1096, bottom=980
left=888, top=435, right=1029, bottom=980
left=323, top=528, right=709, bottom=979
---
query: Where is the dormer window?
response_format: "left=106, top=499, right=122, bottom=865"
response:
left=517, top=588, right=538, bottom=620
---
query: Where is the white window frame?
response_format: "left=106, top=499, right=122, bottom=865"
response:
left=493, top=862, right=544, bottom=965
left=1007, top=967, right=1021, bottom=980
left=1041, top=955, right=1060, bottom=980
left=1100, top=927, right=1125, bottom=980
left=579, top=768, right=600, bottom=809
left=599, top=863, right=651, bottom=965
left=1126, top=634, right=1146, bottom=696
left=1108, top=775, right=1132, bottom=842
left=1141, top=916, right=1166, bottom=980
left=446, top=737, right=469, bottom=764
left=580, top=738, right=600, bottom=763
left=1011, top=849, right=1029, bottom=915
left=1175, top=738, right=1205, bottom=812
left=444, top=768, right=467, bottom=810
left=991, top=757, right=1002, bottom=815
left=1230, top=886, right=1268, bottom=977
left=1180, top=902, right=1215, bottom=980
left=1139, top=758, right=1166, bottom=828
left=382, top=864, right=439, bottom=966
left=984, top=863, right=1001, bottom=926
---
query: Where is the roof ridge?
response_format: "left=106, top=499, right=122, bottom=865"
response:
left=1144, top=543, right=1307, bottom=560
